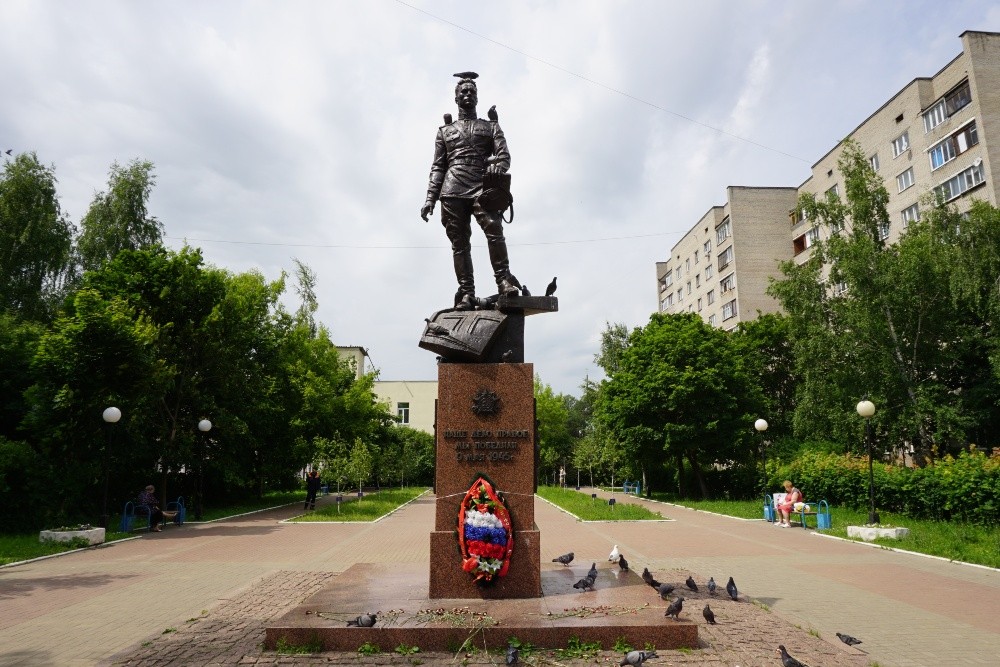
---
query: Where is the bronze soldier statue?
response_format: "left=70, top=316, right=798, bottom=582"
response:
left=421, top=72, right=520, bottom=310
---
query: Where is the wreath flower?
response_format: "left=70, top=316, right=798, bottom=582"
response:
left=457, top=475, right=513, bottom=584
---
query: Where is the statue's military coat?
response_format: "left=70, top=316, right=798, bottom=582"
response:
left=426, top=118, right=510, bottom=202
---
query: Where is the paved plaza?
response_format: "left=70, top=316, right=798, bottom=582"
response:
left=0, top=490, right=996, bottom=666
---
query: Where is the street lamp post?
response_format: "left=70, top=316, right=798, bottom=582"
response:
left=101, top=406, right=122, bottom=529
left=754, top=418, right=769, bottom=519
left=197, top=418, right=212, bottom=521
left=856, top=399, right=879, bottom=525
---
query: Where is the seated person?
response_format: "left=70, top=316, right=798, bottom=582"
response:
left=138, top=484, right=165, bottom=532
left=775, top=480, right=802, bottom=528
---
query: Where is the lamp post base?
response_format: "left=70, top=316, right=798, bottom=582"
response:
left=868, top=511, right=880, bottom=525
left=99, top=514, right=109, bottom=530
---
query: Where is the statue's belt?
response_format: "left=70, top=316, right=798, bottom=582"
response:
left=447, top=157, right=487, bottom=167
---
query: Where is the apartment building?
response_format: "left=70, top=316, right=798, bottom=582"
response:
left=795, top=30, right=1000, bottom=266
left=657, top=31, right=1000, bottom=323
left=656, top=186, right=797, bottom=329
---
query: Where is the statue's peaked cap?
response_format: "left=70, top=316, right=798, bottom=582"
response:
left=453, top=71, right=478, bottom=80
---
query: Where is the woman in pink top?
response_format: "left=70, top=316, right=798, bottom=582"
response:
left=775, top=480, right=802, bottom=527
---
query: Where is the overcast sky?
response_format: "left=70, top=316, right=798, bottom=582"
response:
left=2, top=1, right=998, bottom=395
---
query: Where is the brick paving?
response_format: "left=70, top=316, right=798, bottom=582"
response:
left=0, top=489, right=996, bottom=666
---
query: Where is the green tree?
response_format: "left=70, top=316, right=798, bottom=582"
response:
left=77, top=159, right=163, bottom=272
left=534, top=376, right=573, bottom=484
left=770, top=140, right=1000, bottom=461
left=0, top=152, right=75, bottom=320
left=598, top=312, right=763, bottom=498
left=346, top=438, right=374, bottom=494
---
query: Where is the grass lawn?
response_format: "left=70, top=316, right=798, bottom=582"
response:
left=653, top=494, right=1000, bottom=569
left=536, top=485, right=666, bottom=521
left=290, top=487, right=428, bottom=522
left=196, top=490, right=305, bottom=521
left=0, top=530, right=134, bottom=566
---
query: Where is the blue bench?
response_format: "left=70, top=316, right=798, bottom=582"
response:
left=798, top=499, right=831, bottom=530
left=120, top=496, right=186, bottom=532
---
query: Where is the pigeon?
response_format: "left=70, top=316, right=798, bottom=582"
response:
left=500, top=349, right=513, bottom=362
left=346, top=613, right=377, bottom=627
left=664, top=596, right=684, bottom=621
left=552, top=552, right=574, bottom=566
left=836, top=633, right=862, bottom=646
left=545, top=276, right=557, bottom=296
left=587, top=562, right=598, bottom=580
left=506, top=644, right=519, bottom=665
left=618, top=554, right=629, bottom=572
left=487, top=105, right=498, bottom=122
left=573, top=576, right=595, bottom=591
left=619, top=649, right=657, bottom=666
left=657, top=582, right=676, bottom=599
left=424, top=319, right=450, bottom=336
left=520, top=284, right=531, bottom=296
left=685, top=576, right=698, bottom=592
left=4, top=149, right=12, bottom=156
left=777, top=645, right=808, bottom=667
left=641, top=567, right=662, bottom=589
left=702, top=604, right=716, bottom=624
left=608, top=544, right=620, bottom=562
left=726, top=576, right=738, bottom=601
left=707, top=577, right=717, bottom=596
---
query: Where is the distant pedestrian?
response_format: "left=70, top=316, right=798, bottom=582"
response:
left=304, top=470, right=321, bottom=510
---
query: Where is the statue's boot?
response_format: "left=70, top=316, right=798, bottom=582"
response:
left=453, top=252, right=476, bottom=309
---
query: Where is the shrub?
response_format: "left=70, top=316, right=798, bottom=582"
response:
left=775, top=447, right=999, bottom=526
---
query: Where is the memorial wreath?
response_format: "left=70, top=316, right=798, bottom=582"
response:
left=456, top=475, right=514, bottom=584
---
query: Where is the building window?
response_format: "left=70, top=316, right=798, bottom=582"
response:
left=832, top=282, right=848, bottom=297
left=695, top=274, right=701, bottom=288
left=708, top=314, right=717, bottom=327
left=716, top=217, right=732, bottom=245
left=661, top=293, right=673, bottom=310
left=704, top=240, right=712, bottom=255
left=694, top=250, right=699, bottom=264
left=722, top=299, right=738, bottom=321
left=869, top=153, right=880, bottom=172
left=676, top=265, right=681, bottom=280
left=826, top=184, right=839, bottom=199
left=925, top=79, right=972, bottom=133
left=717, top=245, right=734, bottom=271
left=663, top=270, right=673, bottom=288
left=878, top=221, right=891, bottom=241
left=704, top=264, right=713, bottom=279
left=720, top=273, right=735, bottom=294
left=686, top=281, right=692, bottom=295
left=934, top=162, right=985, bottom=203
left=697, top=297, right=703, bottom=312
left=901, top=203, right=920, bottom=227
left=891, top=131, right=909, bottom=158
left=896, top=167, right=915, bottom=193
left=397, top=402, right=410, bottom=424
left=928, top=121, right=978, bottom=171
left=706, top=289, right=715, bottom=305
left=806, top=226, right=820, bottom=245
left=677, top=289, right=683, bottom=303
left=923, top=100, right=947, bottom=133
left=685, top=258, right=690, bottom=273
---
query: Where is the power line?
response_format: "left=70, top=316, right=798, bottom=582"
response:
left=393, top=0, right=810, bottom=164
left=164, top=230, right=682, bottom=250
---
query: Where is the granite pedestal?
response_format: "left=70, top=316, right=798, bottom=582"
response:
left=429, top=362, right=541, bottom=599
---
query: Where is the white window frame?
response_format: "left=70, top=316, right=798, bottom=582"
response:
left=896, top=167, right=914, bottom=193
left=901, top=203, right=920, bottom=227
left=720, top=273, right=736, bottom=294
left=397, top=402, right=410, bottom=424
left=663, top=270, right=673, bottom=288
left=717, top=245, right=734, bottom=271
left=927, top=119, right=978, bottom=172
left=891, top=131, right=910, bottom=158
left=878, top=221, right=891, bottom=241
left=704, top=264, right=713, bottom=279
left=934, top=162, right=985, bottom=203
left=706, top=289, right=715, bottom=305
left=869, top=153, right=880, bottom=172
left=722, top=299, right=738, bottom=321
left=708, top=313, right=717, bottom=327
left=715, top=218, right=732, bottom=245
left=703, top=240, right=712, bottom=255
left=923, top=100, right=946, bottom=133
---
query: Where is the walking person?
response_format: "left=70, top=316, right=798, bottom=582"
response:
left=304, top=470, right=321, bottom=510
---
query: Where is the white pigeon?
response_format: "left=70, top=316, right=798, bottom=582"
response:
left=608, top=544, right=620, bottom=562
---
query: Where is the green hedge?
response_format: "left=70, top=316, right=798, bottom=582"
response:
left=774, top=447, right=999, bottom=526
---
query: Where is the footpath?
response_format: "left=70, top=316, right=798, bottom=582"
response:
left=0, top=490, right=996, bottom=666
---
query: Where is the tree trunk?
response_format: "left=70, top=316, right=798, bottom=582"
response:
left=675, top=453, right=685, bottom=497
left=686, top=450, right=709, bottom=500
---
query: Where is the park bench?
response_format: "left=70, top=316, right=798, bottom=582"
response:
left=120, top=496, right=186, bottom=532
left=768, top=493, right=831, bottom=530
left=622, top=481, right=641, bottom=495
